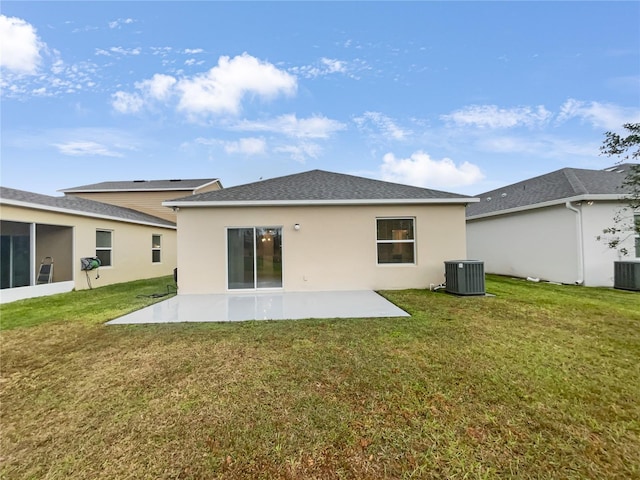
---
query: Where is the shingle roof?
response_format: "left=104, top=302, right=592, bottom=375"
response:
left=165, top=169, right=474, bottom=205
left=60, top=178, right=220, bottom=192
left=466, top=164, right=637, bottom=218
left=1, top=186, right=175, bottom=227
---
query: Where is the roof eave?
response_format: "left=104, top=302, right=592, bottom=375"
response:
left=163, top=198, right=479, bottom=207
left=466, top=194, right=630, bottom=221
left=60, top=187, right=201, bottom=193
left=192, top=179, right=223, bottom=192
left=1, top=198, right=176, bottom=229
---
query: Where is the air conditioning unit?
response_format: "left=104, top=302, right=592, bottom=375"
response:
left=614, top=261, right=640, bottom=292
left=444, top=260, right=485, bottom=296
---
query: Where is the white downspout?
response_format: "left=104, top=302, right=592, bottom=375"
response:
left=565, top=201, right=584, bottom=285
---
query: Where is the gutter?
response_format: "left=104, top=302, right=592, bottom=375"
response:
left=163, top=197, right=479, bottom=208
left=0, top=199, right=176, bottom=229
left=565, top=201, right=584, bottom=285
left=467, top=194, right=628, bottom=221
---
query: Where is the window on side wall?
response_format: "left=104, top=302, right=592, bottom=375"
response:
left=96, top=230, right=112, bottom=266
left=152, top=234, right=162, bottom=263
left=376, top=218, right=415, bottom=264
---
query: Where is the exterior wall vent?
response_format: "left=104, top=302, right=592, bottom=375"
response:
left=614, top=261, right=640, bottom=292
left=444, top=260, right=485, bottom=296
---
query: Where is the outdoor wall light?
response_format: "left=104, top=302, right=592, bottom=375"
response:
left=294, top=223, right=301, bottom=231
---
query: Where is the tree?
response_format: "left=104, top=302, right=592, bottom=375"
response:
left=598, top=123, right=640, bottom=256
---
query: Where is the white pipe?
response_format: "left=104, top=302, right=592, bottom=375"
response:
left=565, top=201, right=584, bottom=285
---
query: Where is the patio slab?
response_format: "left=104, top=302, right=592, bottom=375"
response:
left=106, top=290, right=410, bottom=325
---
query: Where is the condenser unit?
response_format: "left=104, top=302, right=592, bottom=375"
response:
left=444, top=260, right=485, bottom=296
left=614, top=261, right=640, bottom=292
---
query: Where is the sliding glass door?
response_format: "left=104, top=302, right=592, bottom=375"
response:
left=227, top=227, right=282, bottom=290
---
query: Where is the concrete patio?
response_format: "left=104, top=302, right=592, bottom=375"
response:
left=106, top=290, right=410, bottom=325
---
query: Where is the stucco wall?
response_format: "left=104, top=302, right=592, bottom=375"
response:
left=1, top=204, right=177, bottom=290
left=467, top=204, right=581, bottom=284
left=65, top=190, right=186, bottom=222
left=176, top=204, right=467, bottom=294
left=467, top=201, right=638, bottom=287
left=581, top=201, right=637, bottom=286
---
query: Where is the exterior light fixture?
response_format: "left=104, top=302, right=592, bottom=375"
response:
left=294, top=223, right=301, bottom=230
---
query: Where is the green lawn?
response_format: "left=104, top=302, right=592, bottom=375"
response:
left=1, top=276, right=638, bottom=479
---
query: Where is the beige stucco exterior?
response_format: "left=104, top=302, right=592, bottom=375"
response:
left=66, top=182, right=221, bottom=222
left=1, top=203, right=176, bottom=300
left=176, top=203, right=467, bottom=294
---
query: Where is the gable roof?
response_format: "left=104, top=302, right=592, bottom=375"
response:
left=1, top=187, right=175, bottom=228
left=59, top=178, right=221, bottom=193
left=466, top=164, right=637, bottom=219
left=163, top=169, right=477, bottom=207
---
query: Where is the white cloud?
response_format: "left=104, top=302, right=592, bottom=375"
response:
left=53, top=141, right=123, bottom=157
left=557, top=99, right=640, bottom=130
left=274, top=143, right=321, bottom=163
left=233, top=114, right=345, bottom=139
left=184, top=48, right=204, bottom=54
left=380, top=151, right=484, bottom=189
left=291, top=57, right=360, bottom=79
left=111, top=54, right=300, bottom=119
left=136, top=73, right=177, bottom=101
left=111, top=91, right=144, bottom=114
left=477, top=134, right=598, bottom=158
left=442, top=104, right=552, bottom=129
left=353, top=111, right=411, bottom=140
left=223, top=137, right=266, bottom=155
left=96, top=46, right=141, bottom=57
left=0, top=15, right=43, bottom=74
left=176, top=52, right=297, bottom=116
left=108, top=18, right=134, bottom=29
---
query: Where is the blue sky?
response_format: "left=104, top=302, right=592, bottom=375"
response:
left=2, top=1, right=639, bottom=197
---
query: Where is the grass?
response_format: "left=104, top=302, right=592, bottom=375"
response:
left=1, top=275, right=638, bottom=479
left=0, top=275, right=176, bottom=330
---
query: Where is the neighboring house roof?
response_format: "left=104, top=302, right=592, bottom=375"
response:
left=164, top=169, right=477, bottom=207
left=467, top=164, right=637, bottom=220
left=1, top=186, right=176, bottom=228
left=59, top=178, right=221, bottom=193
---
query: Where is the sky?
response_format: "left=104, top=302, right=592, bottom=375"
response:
left=1, top=1, right=639, bottom=197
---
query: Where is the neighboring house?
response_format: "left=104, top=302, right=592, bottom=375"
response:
left=163, top=169, right=478, bottom=294
left=466, top=164, right=639, bottom=287
left=60, top=178, right=222, bottom=222
left=0, top=187, right=177, bottom=303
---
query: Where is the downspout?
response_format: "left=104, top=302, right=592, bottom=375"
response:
left=565, top=201, right=584, bottom=285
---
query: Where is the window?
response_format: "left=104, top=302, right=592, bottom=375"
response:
left=152, top=234, right=162, bottom=263
left=96, top=230, right=112, bottom=266
left=376, top=218, right=415, bottom=264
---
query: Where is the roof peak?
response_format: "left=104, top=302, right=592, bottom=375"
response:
left=165, top=169, right=473, bottom=205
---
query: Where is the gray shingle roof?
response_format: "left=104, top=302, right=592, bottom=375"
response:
left=467, top=164, right=637, bottom=218
left=60, top=178, right=220, bottom=192
left=1, top=186, right=175, bottom=227
left=166, top=170, right=473, bottom=205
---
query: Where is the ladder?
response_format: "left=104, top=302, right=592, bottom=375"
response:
left=36, top=257, right=54, bottom=284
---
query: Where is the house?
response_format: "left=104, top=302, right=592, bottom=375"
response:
left=163, top=169, right=477, bottom=294
left=60, top=178, right=222, bottom=222
left=466, top=164, right=639, bottom=287
left=0, top=186, right=177, bottom=303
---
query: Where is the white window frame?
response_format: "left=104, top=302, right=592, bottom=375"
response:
left=152, top=234, right=162, bottom=263
left=96, top=229, right=113, bottom=267
left=375, top=217, right=416, bottom=265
